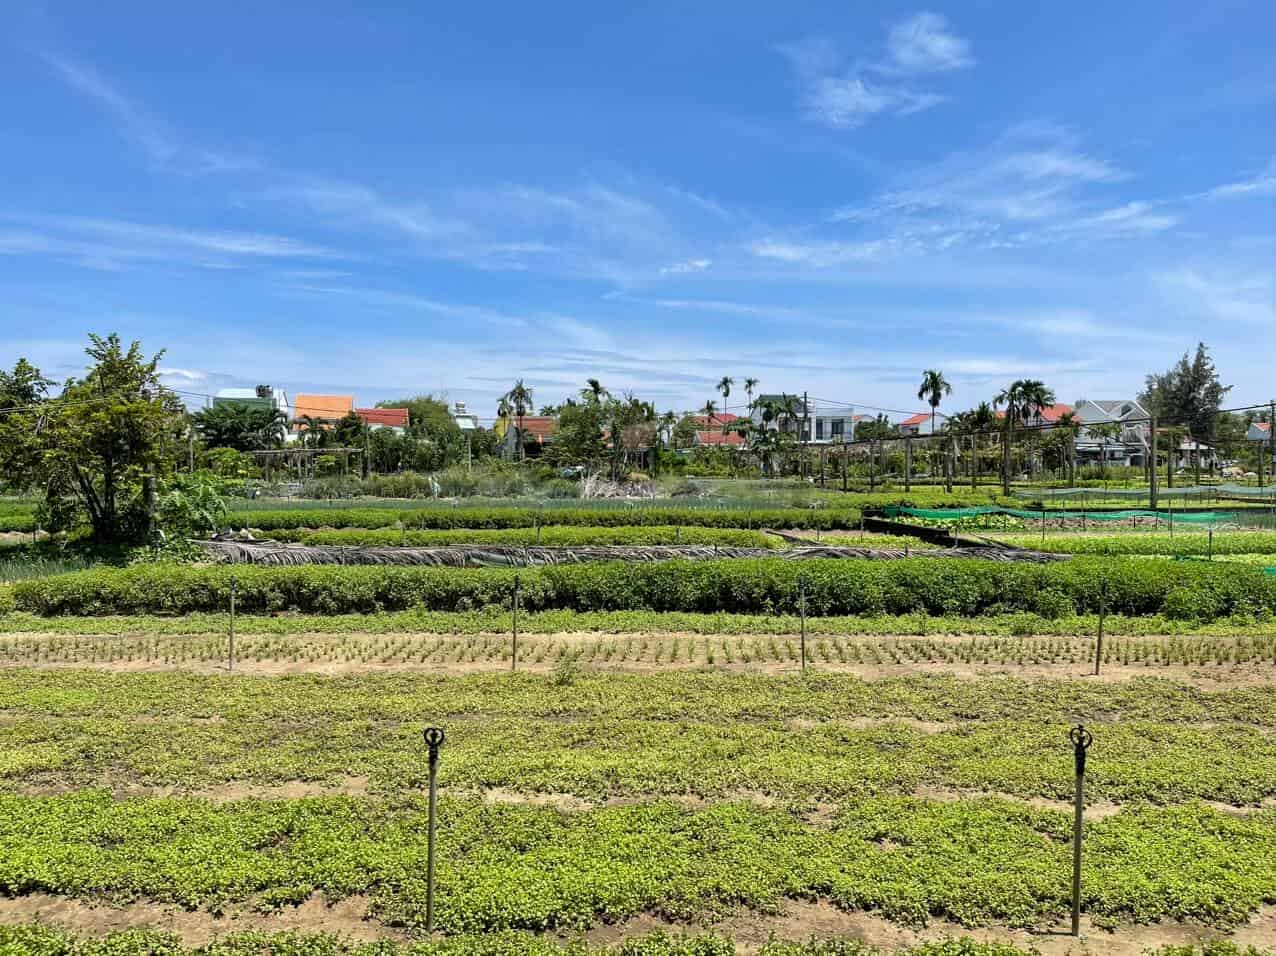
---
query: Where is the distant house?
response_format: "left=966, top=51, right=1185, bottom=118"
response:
left=1073, top=399, right=1150, bottom=467
left=1248, top=422, right=1272, bottom=443
left=898, top=412, right=940, bottom=436
left=356, top=407, right=410, bottom=435
left=685, top=413, right=744, bottom=448
left=749, top=395, right=862, bottom=444
left=214, top=385, right=291, bottom=420
left=291, top=394, right=355, bottom=442
left=495, top=414, right=556, bottom=458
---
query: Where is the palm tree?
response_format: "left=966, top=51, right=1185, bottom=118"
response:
left=918, top=370, right=952, bottom=487
left=717, top=376, right=733, bottom=405
left=294, top=415, right=327, bottom=449
left=702, top=399, right=718, bottom=425
left=1054, top=411, right=1081, bottom=486
left=917, top=370, right=952, bottom=438
left=580, top=378, right=610, bottom=406
left=994, top=379, right=1056, bottom=494
left=502, top=380, right=534, bottom=459
left=743, top=377, right=759, bottom=409
left=1089, top=421, right=1122, bottom=478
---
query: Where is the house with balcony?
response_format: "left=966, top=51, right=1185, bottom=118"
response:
left=748, top=395, right=862, bottom=444
left=1073, top=399, right=1150, bottom=467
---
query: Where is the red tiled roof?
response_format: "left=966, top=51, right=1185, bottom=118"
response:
left=1256, top=423, right=1271, bottom=433
left=899, top=413, right=929, bottom=427
left=510, top=416, right=557, bottom=441
left=687, top=412, right=739, bottom=427
left=696, top=430, right=745, bottom=446
left=356, top=407, right=409, bottom=428
left=1037, top=403, right=1074, bottom=422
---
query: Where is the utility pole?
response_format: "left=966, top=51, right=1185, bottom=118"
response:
left=1149, top=416, right=1159, bottom=511
left=802, top=391, right=810, bottom=480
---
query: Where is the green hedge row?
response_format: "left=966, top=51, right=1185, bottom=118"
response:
left=269, top=525, right=779, bottom=548
left=14, top=557, right=1275, bottom=620
left=230, top=506, right=862, bottom=531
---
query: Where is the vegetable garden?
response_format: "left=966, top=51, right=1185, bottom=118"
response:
left=2, top=491, right=1274, bottom=955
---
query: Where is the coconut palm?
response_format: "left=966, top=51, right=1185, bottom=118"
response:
left=702, top=399, right=718, bottom=424
left=743, top=377, right=759, bottom=409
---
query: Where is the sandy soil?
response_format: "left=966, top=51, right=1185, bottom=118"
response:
left=3, top=893, right=1272, bottom=955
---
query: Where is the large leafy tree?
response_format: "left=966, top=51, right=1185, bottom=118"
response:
left=376, top=394, right=465, bottom=466
left=0, top=358, right=54, bottom=490
left=1140, top=342, right=1232, bottom=440
left=0, top=334, right=187, bottom=542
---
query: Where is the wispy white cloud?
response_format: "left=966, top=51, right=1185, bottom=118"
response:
left=660, top=258, right=712, bottom=275
left=884, top=12, right=975, bottom=74
left=750, top=237, right=898, bottom=267
left=1199, top=158, right=1276, bottom=199
left=1, top=214, right=340, bottom=270
left=1155, top=268, right=1276, bottom=324
left=38, top=50, right=253, bottom=175
left=780, top=13, right=973, bottom=129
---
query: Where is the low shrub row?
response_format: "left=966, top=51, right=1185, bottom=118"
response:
left=268, top=525, right=779, bottom=549
left=15, top=557, right=1276, bottom=620
left=997, top=532, right=1276, bottom=557
left=230, top=506, right=862, bottom=532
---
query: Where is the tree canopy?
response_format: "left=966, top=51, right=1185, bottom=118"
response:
left=1140, top=342, right=1232, bottom=439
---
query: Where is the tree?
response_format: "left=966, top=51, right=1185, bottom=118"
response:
left=376, top=395, right=465, bottom=467
left=743, top=377, right=759, bottom=408
left=1088, top=421, right=1122, bottom=478
left=917, top=370, right=952, bottom=438
left=1140, top=343, right=1231, bottom=440
left=580, top=378, right=610, bottom=407
left=717, top=377, right=733, bottom=404
left=0, top=358, right=54, bottom=490
left=854, top=415, right=897, bottom=442
left=994, top=379, right=1056, bottom=494
left=0, top=335, right=187, bottom=543
left=702, top=399, right=718, bottom=424
left=294, top=415, right=328, bottom=449
left=1053, top=411, right=1081, bottom=486
left=549, top=400, right=606, bottom=470
left=501, top=380, right=534, bottom=460
left=191, top=403, right=287, bottom=451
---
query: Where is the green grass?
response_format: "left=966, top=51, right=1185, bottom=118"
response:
left=0, top=791, right=1271, bottom=932
left=5, top=670, right=1276, bottom=805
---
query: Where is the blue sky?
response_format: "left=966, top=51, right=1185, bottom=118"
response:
left=3, top=2, right=1274, bottom=422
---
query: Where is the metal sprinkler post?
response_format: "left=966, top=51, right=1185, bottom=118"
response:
left=798, top=575, right=807, bottom=672
left=511, top=574, right=520, bottom=671
left=1094, top=579, right=1107, bottom=677
left=423, top=726, right=446, bottom=932
left=228, top=575, right=237, bottom=672
left=1069, top=724, right=1094, bottom=937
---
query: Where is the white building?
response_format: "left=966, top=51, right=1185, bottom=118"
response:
left=748, top=395, right=862, bottom=444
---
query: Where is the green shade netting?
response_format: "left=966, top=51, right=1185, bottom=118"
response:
left=884, top=506, right=1236, bottom=524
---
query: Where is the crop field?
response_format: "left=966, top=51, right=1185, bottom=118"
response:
left=2, top=496, right=1274, bottom=955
